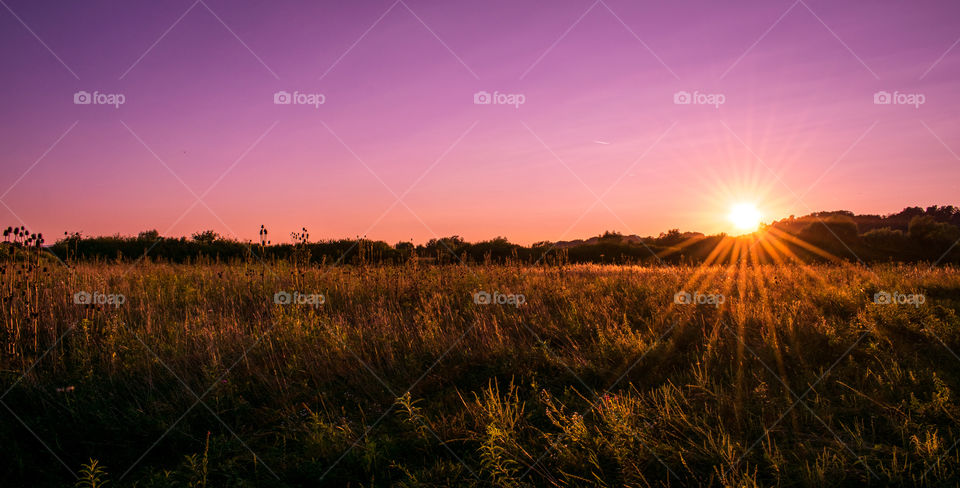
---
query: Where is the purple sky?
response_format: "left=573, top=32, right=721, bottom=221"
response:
left=1, top=0, right=959, bottom=244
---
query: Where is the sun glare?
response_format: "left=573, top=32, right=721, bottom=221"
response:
left=728, top=203, right=762, bottom=233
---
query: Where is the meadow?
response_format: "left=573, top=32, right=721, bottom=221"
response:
left=2, top=252, right=960, bottom=486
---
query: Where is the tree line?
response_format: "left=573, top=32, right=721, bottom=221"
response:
left=4, top=206, right=959, bottom=266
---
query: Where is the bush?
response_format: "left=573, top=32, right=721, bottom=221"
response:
left=800, top=215, right=859, bottom=244
left=863, top=227, right=909, bottom=250
left=909, top=215, right=960, bottom=245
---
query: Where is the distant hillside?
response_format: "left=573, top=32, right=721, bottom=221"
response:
left=6, top=205, right=960, bottom=266
left=554, top=206, right=960, bottom=248
left=549, top=206, right=960, bottom=265
left=552, top=230, right=705, bottom=249
left=768, top=206, right=960, bottom=234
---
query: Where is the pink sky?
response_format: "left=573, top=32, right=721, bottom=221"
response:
left=1, top=0, right=959, bottom=245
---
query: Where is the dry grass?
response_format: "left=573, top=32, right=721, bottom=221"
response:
left=2, top=256, right=959, bottom=486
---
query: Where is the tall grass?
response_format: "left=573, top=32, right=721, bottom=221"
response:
left=1, top=257, right=959, bottom=486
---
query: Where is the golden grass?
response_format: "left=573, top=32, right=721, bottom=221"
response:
left=1, top=258, right=959, bottom=486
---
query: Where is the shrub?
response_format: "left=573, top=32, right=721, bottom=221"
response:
left=863, top=227, right=909, bottom=249
left=909, top=215, right=960, bottom=246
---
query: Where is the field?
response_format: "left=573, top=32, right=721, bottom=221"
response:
left=2, top=257, right=960, bottom=486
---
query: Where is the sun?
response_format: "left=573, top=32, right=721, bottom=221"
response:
left=728, top=203, right=762, bottom=233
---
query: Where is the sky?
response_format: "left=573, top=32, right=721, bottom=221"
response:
left=1, top=0, right=959, bottom=245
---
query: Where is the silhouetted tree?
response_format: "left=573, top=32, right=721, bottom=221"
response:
left=655, top=229, right=684, bottom=246
left=801, top=215, right=859, bottom=244
left=137, top=229, right=160, bottom=241
left=909, top=215, right=960, bottom=246
left=191, top=230, right=220, bottom=243
left=862, top=227, right=909, bottom=250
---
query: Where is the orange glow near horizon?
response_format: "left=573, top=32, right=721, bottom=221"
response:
left=728, top=203, right=762, bottom=234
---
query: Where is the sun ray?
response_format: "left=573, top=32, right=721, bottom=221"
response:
left=765, top=227, right=841, bottom=263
